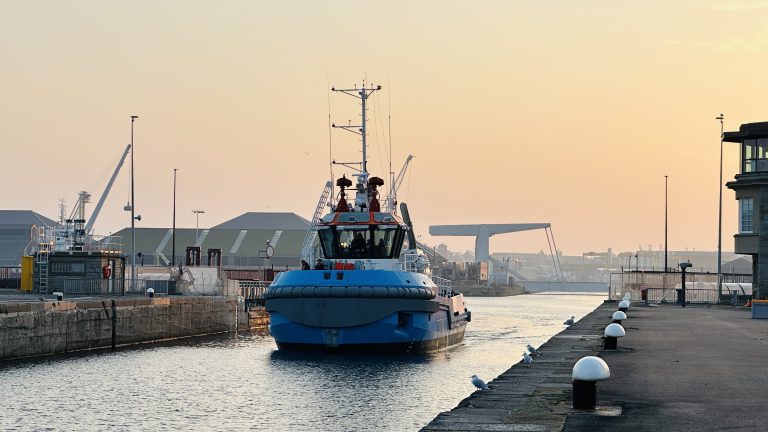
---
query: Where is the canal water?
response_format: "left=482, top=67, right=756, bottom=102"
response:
left=0, top=294, right=603, bottom=431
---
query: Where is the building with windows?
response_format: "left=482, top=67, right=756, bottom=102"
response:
left=725, top=121, right=768, bottom=299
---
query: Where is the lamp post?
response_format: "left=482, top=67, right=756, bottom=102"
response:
left=192, top=210, right=205, bottom=242
left=634, top=252, right=639, bottom=271
left=172, top=169, right=177, bottom=266
left=717, top=114, right=724, bottom=303
left=130, top=115, right=139, bottom=292
left=665, top=175, right=668, bottom=272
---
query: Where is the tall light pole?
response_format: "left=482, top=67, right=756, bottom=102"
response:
left=717, top=113, right=725, bottom=303
left=130, top=115, right=139, bottom=292
left=665, top=175, right=668, bottom=273
left=172, top=169, right=177, bottom=266
left=192, top=210, right=205, bottom=243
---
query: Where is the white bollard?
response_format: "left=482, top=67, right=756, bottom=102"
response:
left=618, top=300, right=630, bottom=313
left=572, top=356, right=611, bottom=409
left=603, top=323, right=626, bottom=350
left=612, top=311, right=627, bottom=324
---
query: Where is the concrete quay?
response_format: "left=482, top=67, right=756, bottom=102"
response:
left=423, top=301, right=766, bottom=432
left=0, top=289, right=237, bottom=361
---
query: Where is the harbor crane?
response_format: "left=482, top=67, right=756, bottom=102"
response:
left=64, top=144, right=132, bottom=234
left=385, top=154, right=414, bottom=214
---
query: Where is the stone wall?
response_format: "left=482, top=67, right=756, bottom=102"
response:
left=0, top=297, right=236, bottom=361
left=458, top=285, right=525, bottom=296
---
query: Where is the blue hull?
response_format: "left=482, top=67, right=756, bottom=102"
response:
left=269, top=309, right=468, bottom=353
left=265, top=269, right=470, bottom=353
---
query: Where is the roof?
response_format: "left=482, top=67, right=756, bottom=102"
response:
left=113, top=227, right=306, bottom=259
left=0, top=238, right=30, bottom=266
left=723, top=256, right=752, bottom=274
left=723, top=122, right=768, bottom=143
left=0, top=210, right=56, bottom=229
left=212, top=212, right=310, bottom=230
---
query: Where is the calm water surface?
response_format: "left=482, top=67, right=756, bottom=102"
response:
left=0, top=294, right=603, bottom=431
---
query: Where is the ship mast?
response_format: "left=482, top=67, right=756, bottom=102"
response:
left=331, top=83, right=381, bottom=177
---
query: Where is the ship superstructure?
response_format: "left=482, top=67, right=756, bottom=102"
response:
left=264, top=83, right=470, bottom=352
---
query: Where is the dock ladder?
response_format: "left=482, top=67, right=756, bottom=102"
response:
left=301, top=181, right=333, bottom=262
left=37, top=248, right=50, bottom=294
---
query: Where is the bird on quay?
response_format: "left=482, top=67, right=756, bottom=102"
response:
left=526, top=344, right=540, bottom=356
left=564, top=316, right=575, bottom=326
left=471, top=375, right=489, bottom=390
left=522, top=352, right=534, bottom=364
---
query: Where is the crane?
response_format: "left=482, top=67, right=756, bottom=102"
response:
left=85, top=144, right=132, bottom=233
left=64, top=145, right=131, bottom=233
left=385, top=154, right=414, bottom=214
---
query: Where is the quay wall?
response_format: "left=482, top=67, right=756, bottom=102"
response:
left=423, top=301, right=612, bottom=431
left=524, top=281, right=609, bottom=293
left=459, top=285, right=525, bottom=296
left=0, top=297, right=236, bottom=361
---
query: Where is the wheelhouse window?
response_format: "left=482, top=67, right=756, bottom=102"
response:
left=740, top=198, right=754, bottom=233
left=317, top=225, right=405, bottom=259
left=742, top=139, right=768, bottom=173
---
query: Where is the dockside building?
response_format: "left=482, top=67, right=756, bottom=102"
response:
left=725, top=121, right=768, bottom=299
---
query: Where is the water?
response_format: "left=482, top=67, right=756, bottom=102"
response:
left=0, top=294, right=603, bottom=431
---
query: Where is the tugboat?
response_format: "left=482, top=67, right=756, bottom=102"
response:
left=264, top=83, right=471, bottom=353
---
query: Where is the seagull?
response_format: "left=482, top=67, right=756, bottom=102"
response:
left=523, top=352, right=534, bottom=364
left=470, top=374, right=489, bottom=390
left=526, top=344, right=540, bottom=356
left=564, top=316, right=575, bottom=326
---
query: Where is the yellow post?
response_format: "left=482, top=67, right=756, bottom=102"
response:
left=20, top=256, right=33, bottom=292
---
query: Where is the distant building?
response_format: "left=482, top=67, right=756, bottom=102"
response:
left=725, top=121, right=768, bottom=299
left=113, top=212, right=310, bottom=268
left=0, top=210, right=56, bottom=266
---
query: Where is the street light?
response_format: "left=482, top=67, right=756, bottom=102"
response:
left=717, top=114, right=725, bottom=303
left=172, top=169, right=177, bottom=266
left=665, top=175, right=668, bottom=272
left=130, top=115, right=139, bottom=293
left=192, top=210, right=205, bottom=242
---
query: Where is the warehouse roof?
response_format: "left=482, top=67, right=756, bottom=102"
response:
left=212, top=212, right=310, bottom=230
left=0, top=210, right=56, bottom=229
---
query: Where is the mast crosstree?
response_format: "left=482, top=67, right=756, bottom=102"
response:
left=331, top=83, right=382, bottom=177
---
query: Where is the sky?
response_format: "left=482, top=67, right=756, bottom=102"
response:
left=2, top=0, right=767, bottom=256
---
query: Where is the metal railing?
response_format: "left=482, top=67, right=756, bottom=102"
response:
left=56, top=279, right=170, bottom=296
left=644, top=287, right=751, bottom=305
left=609, top=270, right=752, bottom=302
left=124, top=279, right=170, bottom=296
left=238, top=280, right=271, bottom=308
left=432, top=276, right=454, bottom=297
left=399, top=253, right=427, bottom=273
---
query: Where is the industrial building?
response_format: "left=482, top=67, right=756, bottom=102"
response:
left=725, top=121, right=768, bottom=299
left=112, top=211, right=309, bottom=268
left=0, top=210, right=309, bottom=270
left=0, top=210, right=56, bottom=266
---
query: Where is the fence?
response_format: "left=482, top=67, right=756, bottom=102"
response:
left=609, top=270, right=752, bottom=302
left=237, top=280, right=271, bottom=308
left=644, top=287, right=751, bottom=305
left=0, top=266, right=21, bottom=288
left=57, top=279, right=170, bottom=296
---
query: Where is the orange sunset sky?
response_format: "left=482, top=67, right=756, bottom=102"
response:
left=2, top=1, right=767, bottom=256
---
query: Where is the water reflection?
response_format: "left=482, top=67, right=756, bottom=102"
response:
left=0, top=294, right=603, bottom=431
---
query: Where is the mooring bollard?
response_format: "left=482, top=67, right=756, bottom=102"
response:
left=603, top=323, right=626, bottom=350
left=147, top=288, right=155, bottom=298
left=618, top=300, right=629, bottom=313
left=612, top=311, right=627, bottom=324
left=572, top=356, right=610, bottom=410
